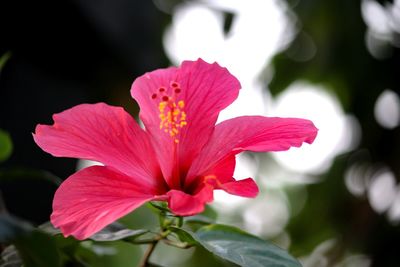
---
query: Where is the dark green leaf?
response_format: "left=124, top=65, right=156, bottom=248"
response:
left=200, top=205, right=218, bottom=220
left=89, top=223, right=148, bottom=242
left=0, top=215, right=61, bottom=267
left=169, top=227, right=198, bottom=246
left=147, top=263, right=165, bottom=267
left=15, top=231, right=61, bottom=267
left=39, top=221, right=61, bottom=236
left=73, top=240, right=142, bottom=267
left=40, top=221, right=149, bottom=242
left=182, top=224, right=301, bottom=267
left=0, top=130, right=13, bottom=163
left=185, top=214, right=214, bottom=226
left=119, top=204, right=159, bottom=230
left=148, top=201, right=170, bottom=213
left=0, top=246, right=22, bottom=267
left=185, top=205, right=217, bottom=226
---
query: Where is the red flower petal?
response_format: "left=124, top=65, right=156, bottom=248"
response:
left=204, top=175, right=259, bottom=198
left=131, top=59, right=240, bottom=189
left=51, top=166, right=156, bottom=240
left=33, top=103, right=166, bottom=192
left=166, top=185, right=214, bottom=216
left=211, top=155, right=236, bottom=184
left=186, top=116, right=318, bottom=186
left=219, top=178, right=259, bottom=198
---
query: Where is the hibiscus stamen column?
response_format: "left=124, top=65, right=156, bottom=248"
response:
left=157, top=92, right=187, bottom=143
left=154, top=82, right=187, bottom=189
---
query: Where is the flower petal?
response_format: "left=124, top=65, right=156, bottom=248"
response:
left=131, top=59, right=240, bottom=189
left=204, top=175, right=259, bottom=198
left=211, top=155, right=236, bottom=184
left=219, top=178, right=259, bottom=198
left=166, top=185, right=214, bottom=216
left=186, top=155, right=236, bottom=194
left=51, top=166, right=156, bottom=240
left=33, top=103, right=166, bottom=192
left=187, top=116, right=318, bottom=186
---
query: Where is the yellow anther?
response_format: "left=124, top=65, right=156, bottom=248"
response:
left=181, top=112, right=186, bottom=121
left=158, top=98, right=187, bottom=142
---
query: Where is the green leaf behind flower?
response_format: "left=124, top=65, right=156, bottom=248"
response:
left=179, top=224, right=301, bottom=267
left=90, top=224, right=148, bottom=242
left=0, top=215, right=61, bottom=267
left=40, top=221, right=149, bottom=242
left=185, top=205, right=217, bottom=225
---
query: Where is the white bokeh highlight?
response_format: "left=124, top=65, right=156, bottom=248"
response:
left=243, top=192, right=290, bottom=237
left=368, top=170, right=397, bottom=213
left=374, top=89, right=400, bottom=129
left=270, top=82, right=359, bottom=174
left=162, top=0, right=362, bottom=237
left=361, top=0, right=400, bottom=58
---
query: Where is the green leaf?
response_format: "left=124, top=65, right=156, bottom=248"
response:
left=185, top=205, right=217, bottom=226
left=169, top=226, right=198, bottom=246
left=148, top=201, right=171, bottom=213
left=0, top=245, right=22, bottom=267
left=0, top=130, right=13, bottom=162
left=182, top=224, right=301, bottom=267
left=89, top=223, right=148, bottom=242
left=200, top=205, right=218, bottom=220
left=38, top=221, right=62, bottom=236
left=184, top=214, right=214, bottom=226
left=40, top=221, right=149, bottom=242
left=73, top=240, right=143, bottom=267
left=119, top=204, right=159, bottom=230
left=16, top=231, right=61, bottom=267
left=0, top=215, right=61, bottom=267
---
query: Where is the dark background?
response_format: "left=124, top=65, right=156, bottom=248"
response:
left=0, top=0, right=170, bottom=223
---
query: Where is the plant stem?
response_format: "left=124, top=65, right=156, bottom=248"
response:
left=139, top=241, right=158, bottom=267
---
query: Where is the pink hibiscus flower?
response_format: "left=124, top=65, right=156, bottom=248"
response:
left=33, top=59, right=317, bottom=240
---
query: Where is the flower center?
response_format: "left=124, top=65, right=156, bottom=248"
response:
left=152, top=82, right=187, bottom=143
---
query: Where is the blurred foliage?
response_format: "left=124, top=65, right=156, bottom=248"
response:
left=0, top=215, right=61, bottom=267
left=0, top=130, right=12, bottom=163
left=270, top=0, right=396, bottom=111
left=271, top=0, right=400, bottom=266
left=0, top=205, right=300, bottom=267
